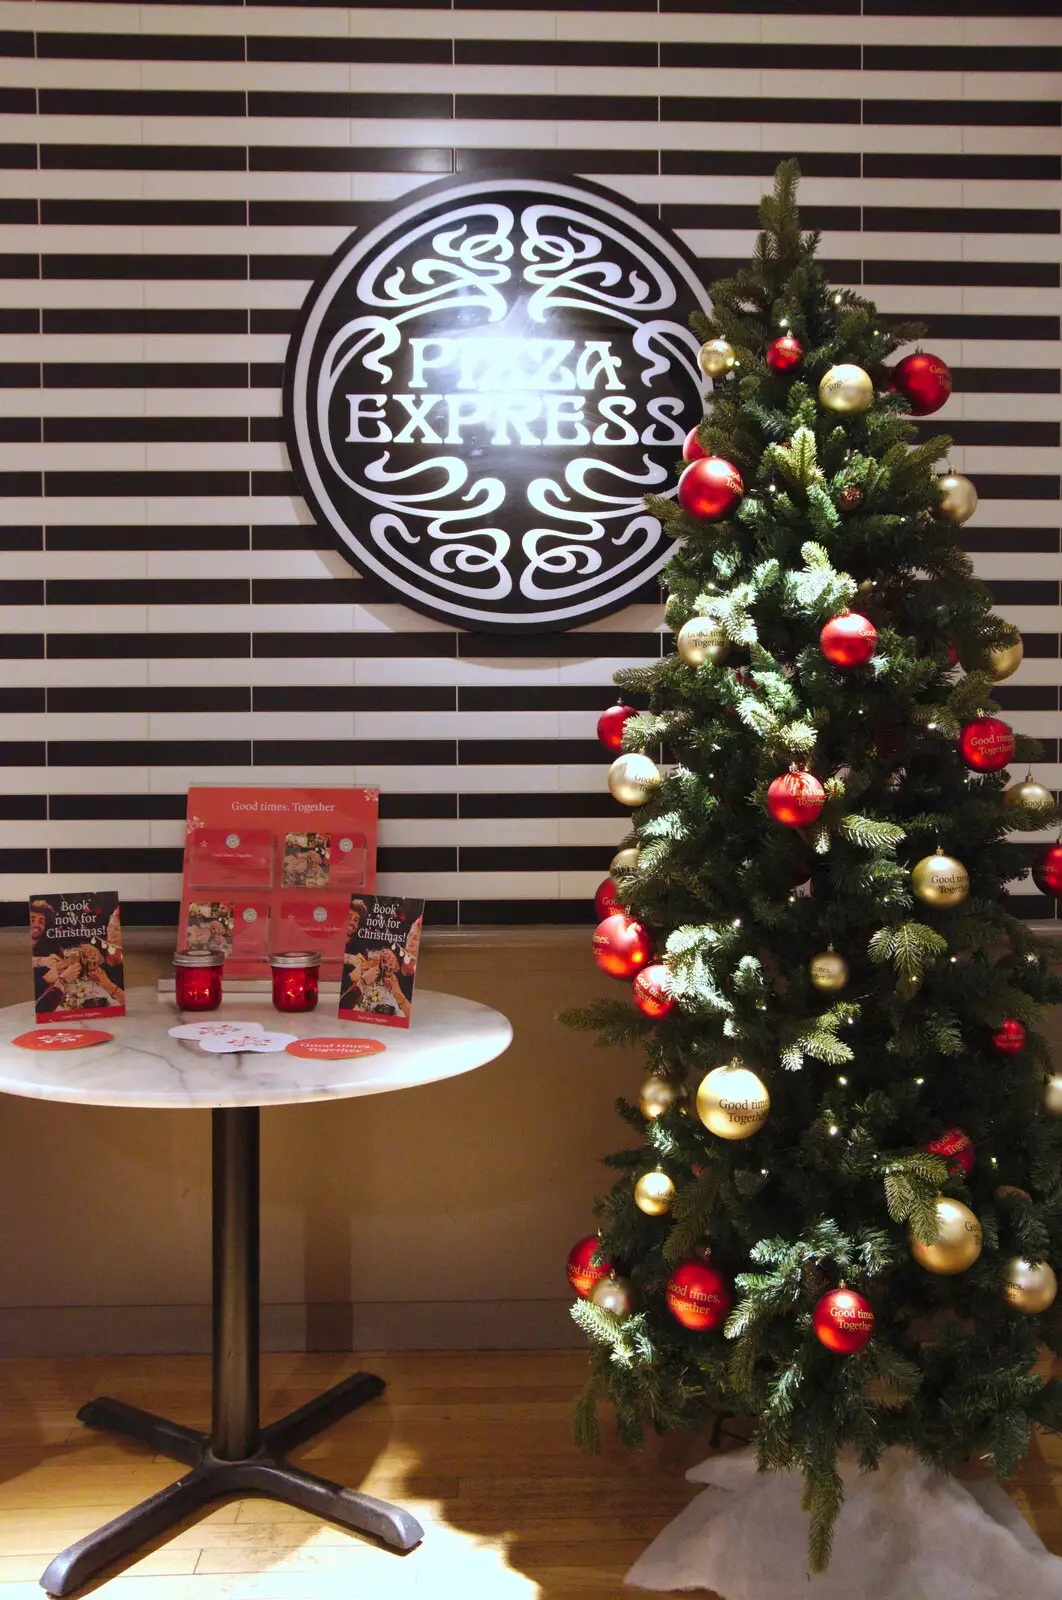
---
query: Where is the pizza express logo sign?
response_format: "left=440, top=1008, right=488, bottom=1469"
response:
left=284, top=175, right=709, bottom=632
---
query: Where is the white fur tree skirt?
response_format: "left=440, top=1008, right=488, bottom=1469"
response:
left=625, top=1445, right=1062, bottom=1599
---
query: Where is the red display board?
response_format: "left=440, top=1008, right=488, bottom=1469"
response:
left=178, top=787, right=379, bottom=978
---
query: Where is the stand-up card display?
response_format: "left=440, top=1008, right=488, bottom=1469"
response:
left=338, top=895, right=424, bottom=1029
left=178, top=787, right=378, bottom=978
left=29, top=891, right=126, bottom=1022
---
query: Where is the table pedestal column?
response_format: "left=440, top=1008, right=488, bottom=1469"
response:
left=39, top=1108, right=423, bottom=1597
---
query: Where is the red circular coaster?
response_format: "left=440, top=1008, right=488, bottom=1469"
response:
left=285, top=1037, right=387, bottom=1060
left=13, top=1028, right=113, bottom=1051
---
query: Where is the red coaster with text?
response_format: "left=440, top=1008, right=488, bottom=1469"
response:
left=285, top=1037, right=387, bottom=1060
left=13, top=1028, right=113, bottom=1051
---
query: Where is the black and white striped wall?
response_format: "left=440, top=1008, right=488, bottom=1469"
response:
left=0, top=0, right=1059, bottom=925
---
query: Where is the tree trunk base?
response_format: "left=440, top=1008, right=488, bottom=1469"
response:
left=626, top=1444, right=1062, bottom=1598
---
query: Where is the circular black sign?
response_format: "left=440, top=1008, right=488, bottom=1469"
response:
left=284, top=173, right=710, bottom=632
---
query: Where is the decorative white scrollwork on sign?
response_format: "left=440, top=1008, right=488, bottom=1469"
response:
left=285, top=175, right=710, bottom=631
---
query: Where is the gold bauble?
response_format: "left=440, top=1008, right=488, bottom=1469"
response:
left=819, top=363, right=873, bottom=414
left=987, top=637, right=1023, bottom=682
left=1045, top=1075, right=1062, bottom=1117
left=1002, top=1256, right=1058, bottom=1315
left=608, top=753, right=661, bottom=808
left=911, top=852, right=969, bottom=907
left=664, top=594, right=686, bottom=629
left=639, top=1077, right=680, bottom=1120
left=698, top=338, right=735, bottom=378
left=677, top=617, right=730, bottom=667
left=909, top=1197, right=982, bottom=1275
left=809, top=949, right=849, bottom=992
left=610, top=845, right=640, bottom=877
left=634, top=1170, right=676, bottom=1216
left=696, top=1060, right=770, bottom=1141
left=590, top=1274, right=634, bottom=1316
left=936, top=472, right=978, bottom=526
left=1003, top=778, right=1054, bottom=817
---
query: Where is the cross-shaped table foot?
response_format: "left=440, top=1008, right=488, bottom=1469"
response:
left=39, top=1111, right=424, bottom=1596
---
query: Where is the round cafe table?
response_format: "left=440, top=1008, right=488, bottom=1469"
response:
left=0, top=986, right=513, bottom=1596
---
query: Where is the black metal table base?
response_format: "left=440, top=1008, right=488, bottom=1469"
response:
left=39, top=1108, right=424, bottom=1596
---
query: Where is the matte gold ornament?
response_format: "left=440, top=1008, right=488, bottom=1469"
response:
left=936, top=472, right=978, bottom=526
left=1003, top=777, right=1054, bottom=817
left=610, top=845, right=640, bottom=877
left=809, top=949, right=849, bottom=992
left=677, top=617, right=730, bottom=666
left=911, top=852, right=969, bottom=908
left=909, top=1197, right=983, bottom=1275
left=639, top=1077, right=681, bottom=1120
left=590, top=1274, right=634, bottom=1316
left=987, top=637, right=1023, bottom=682
left=819, top=363, right=873, bottom=414
left=698, top=338, right=736, bottom=378
left=1002, top=1256, right=1058, bottom=1315
left=696, top=1060, right=770, bottom=1141
left=1045, top=1075, right=1062, bottom=1117
left=608, top=753, right=661, bottom=807
left=634, top=1170, right=676, bottom=1216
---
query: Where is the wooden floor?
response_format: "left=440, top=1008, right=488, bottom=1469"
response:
left=0, top=1351, right=1061, bottom=1600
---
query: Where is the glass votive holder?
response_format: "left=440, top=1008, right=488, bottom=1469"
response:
left=173, top=949, right=225, bottom=1012
left=270, top=950, right=321, bottom=1013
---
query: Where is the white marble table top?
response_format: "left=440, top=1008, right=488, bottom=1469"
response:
left=0, top=988, right=513, bottom=1110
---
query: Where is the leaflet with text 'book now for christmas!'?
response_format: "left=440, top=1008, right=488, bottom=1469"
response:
left=29, top=891, right=126, bottom=1023
left=338, top=895, right=424, bottom=1030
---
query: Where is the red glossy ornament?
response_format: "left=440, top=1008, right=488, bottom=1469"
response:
left=682, top=426, right=707, bottom=464
left=594, top=877, right=622, bottom=921
left=597, top=702, right=637, bottom=752
left=592, top=913, right=653, bottom=980
left=677, top=457, right=744, bottom=522
left=1033, top=843, right=1062, bottom=897
left=666, top=1261, right=732, bottom=1331
left=820, top=611, right=878, bottom=668
left=891, top=351, right=952, bottom=416
left=958, top=716, right=1014, bottom=773
left=946, top=641, right=960, bottom=666
left=812, top=1288, right=875, bottom=1354
left=767, top=770, right=825, bottom=828
left=924, top=1127, right=975, bottom=1178
left=632, top=962, right=675, bottom=1020
left=567, top=1234, right=610, bottom=1299
left=991, top=1018, right=1026, bottom=1055
left=766, top=333, right=804, bottom=373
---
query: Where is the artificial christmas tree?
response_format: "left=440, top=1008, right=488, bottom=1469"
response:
left=563, top=163, right=1062, bottom=1574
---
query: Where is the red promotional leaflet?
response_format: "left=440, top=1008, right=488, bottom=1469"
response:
left=179, top=788, right=378, bottom=979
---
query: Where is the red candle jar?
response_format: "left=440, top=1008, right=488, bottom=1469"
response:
left=270, top=950, right=321, bottom=1013
left=173, top=950, right=224, bottom=1012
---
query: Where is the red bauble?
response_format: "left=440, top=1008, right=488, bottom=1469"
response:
left=682, top=426, right=707, bottom=464
left=632, top=962, right=675, bottom=1020
left=767, top=770, right=825, bottom=828
left=593, top=877, right=621, bottom=922
left=566, top=1235, right=610, bottom=1299
left=891, top=351, right=952, bottom=416
left=946, top=641, right=960, bottom=666
left=592, top=913, right=653, bottom=980
left=820, top=611, right=878, bottom=669
left=924, top=1127, right=975, bottom=1178
left=812, top=1288, right=875, bottom=1354
left=597, top=702, right=637, bottom=752
left=666, top=1261, right=732, bottom=1331
left=1033, top=843, right=1062, bottom=896
left=991, top=1018, right=1026, bottom=1055
left=957, top=716, right=1014, bottom=773
left=677, top=457, right=744, bottom=522
left=766, top=333, right=804, bottom=373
